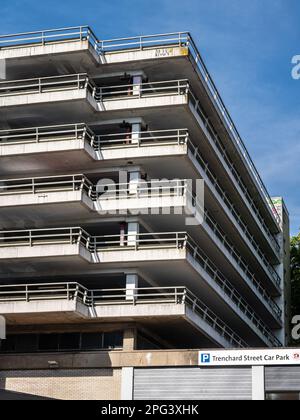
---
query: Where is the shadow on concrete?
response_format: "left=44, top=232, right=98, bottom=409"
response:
left=0, top=389, right=54, bottom=400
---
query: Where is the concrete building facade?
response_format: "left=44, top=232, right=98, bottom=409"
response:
left=0, top=26, right=292, bottom=400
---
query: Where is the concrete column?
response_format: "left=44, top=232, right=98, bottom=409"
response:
left=131, top=122, right=142, bottom=145
left=128, top=170, right=141, bottom=195
left=123, top=328, right=137, bottom=351
left=120, top=222, right=127, bottom=247
left=0, top=315, right=6, bottom=339
left=121, top=367, right=134, bottom=400
left=132, top=75, right=143, bottom=97
left=126, top=273, right=138, bottom=301
left=252, top=366, right=265, bottom=400
left=127, top=222, right=139, bottom=247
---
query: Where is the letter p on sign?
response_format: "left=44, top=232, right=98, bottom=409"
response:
left=0, top=316, right=6, bottom=339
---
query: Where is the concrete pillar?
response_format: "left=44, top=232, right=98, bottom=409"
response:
left=132, top=75, right=143, bottom=97
left=0, top=315, right=6, bottom=339
left=126, top=273, right=138, bottom=301
left=128, top=170, right=141, bottom=195
left=120, top=222, right=127, bottom=247
left=123, top=328, right=137, bottom=351
left=121, top=367, right=134, bottom=400
left=252, top=366, right=265, bottom=400
left=131, top=122, right=142, bottom=145
left=127, top=222, right=139, bottom=247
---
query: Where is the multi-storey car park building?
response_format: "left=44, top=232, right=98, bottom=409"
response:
left=0, top=26, right=291, bottom=400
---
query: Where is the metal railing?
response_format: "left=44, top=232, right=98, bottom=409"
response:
left=99, top=31, right=280, bottom=226
left=188, top=143, right=281, bottom=288
left=0, top=174, right=91, bottom=196
left=0, top=74, right=186, bottom=102
left=0, top=282, right=88, bottom=302
left=0, top=71, right=276, bottom=257
left=87, top=230, right=281, bottom=321
left=99, top=32, right=189, bottom=52
left=188, top=92, right=281, bottom=250
left=0, top=26, right=280, bottom=226
left=90, top=231, right=187, bottom=251
left=0, top=281, right=281, bottom=347
left=0, top=282, right=247, bottom=348
left=0, top=174, right=189, bottom=203
left=185, top=35, right=281, bottom=227
left=94, top=79, right=188, bottom=101
left=93, top=179, right=188, bottom=201
left=0, top=125, right=279, bottom=287
left=202, top=207, right=280, bottom=298
left=185, top=234, right=281, bottom=322
left=188, top=140, right=280, bottom=256
left=0, top=123, right=93, bottom=146
left=0, top=174, right=279, bottom=297
left=0, top=227, right=90, bottom=248
left=0, top=73, right=95, bottom=98
left=0, top=26, right=98, bottom=50
left=0, top=120, right=280, bottom=263
left=92, top=128, right=188, bottom=149
left=0, top=227, right=281, bottom=322
left=89, top=231, right=281, bottom=321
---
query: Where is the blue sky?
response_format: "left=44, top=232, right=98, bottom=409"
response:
left=1, top=0, right=300, bottom=235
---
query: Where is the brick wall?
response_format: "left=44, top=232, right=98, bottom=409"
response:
left=0, top=369, right=121, bottom=400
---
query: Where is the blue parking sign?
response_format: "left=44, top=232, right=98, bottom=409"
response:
left=201, top=353, right=211, bottom=364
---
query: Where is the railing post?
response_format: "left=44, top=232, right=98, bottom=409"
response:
left=74, top=284, right=79, bottom=301
left=90, top=290, right=94, bottom=306
left=83, top=289, right=88, bottom=305
left=192, top=297, right=197, bottom=312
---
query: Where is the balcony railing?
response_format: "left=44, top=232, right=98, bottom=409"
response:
left=0, top=26, right=98, bottom=50
left=0, top=174, right=91, bottom=196
left=92, top=128, right=188, bottom=149
left=0, top=73, right=95, bottom=98
left=0, top=122, right=280, bottom=287
left=202, top=207, right=281, bottom=299
left=0, top=282, right=246, bottom=348
left=99, top=32, right=281, bottom=226
left=188, top=143, right=281, bottom=288
left=0, top=174, right=190, bottom=205
left=91, top=230, right=280, bottom=324
left=0, top=120, right=280, bottom=262
left=188, top=92, right=282, bottom=247
left=0, top=173, right=280, bottom=301
left=0, top=176, right=280, bottom=321
left=0, top=281, right=281, bottom=347
left=0, top=123, right=93, bottom=146
left=188, top=141, right=280, bottom=256
left=0, top=73, right=279, bottom=255
left=0, top=227, right=90, bottom=248
left=0, top=26, right=280, bottom=226
left=94, top=79, right=188, bottom=101
left=0, top=227, right=281, bottom=324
